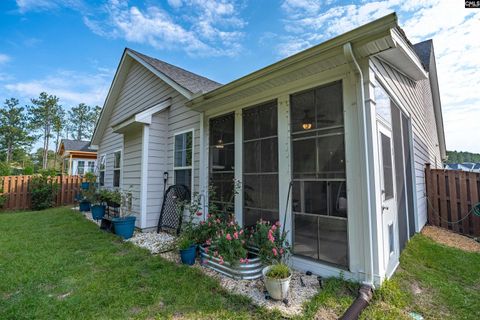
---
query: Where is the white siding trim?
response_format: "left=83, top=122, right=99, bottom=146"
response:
left=234, top=110, right=243, bottom=226
left=140, top=125, right=149, bottom=229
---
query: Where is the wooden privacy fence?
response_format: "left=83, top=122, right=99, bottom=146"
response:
left=0, top=175, right=84, bottom=211
left=425, top=164, right=480, bottom=237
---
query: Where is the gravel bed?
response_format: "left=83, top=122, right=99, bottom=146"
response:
left=422, top=225, right=480, bottom=253
left=126, top=232, right=176, bottom=254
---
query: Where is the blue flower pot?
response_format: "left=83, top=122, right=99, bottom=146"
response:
left=112, top=216, right=136, bottom=239
left=79, top=201, right=91, bottom=212
left=91, top=205, right=106, bottom=220
left=180, top=245, right=197, bottom=265
left=81, top=182, right=90, bottom=190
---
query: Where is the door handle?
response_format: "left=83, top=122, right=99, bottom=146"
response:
left=382, top=206, right=389, bottom=211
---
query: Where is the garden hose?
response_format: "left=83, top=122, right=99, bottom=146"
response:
left=426, top=196, right=480, bottom=225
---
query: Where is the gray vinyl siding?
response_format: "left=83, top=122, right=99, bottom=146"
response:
left=123, top=128, right=142, bottom=225
left=369, top=57, right=442, bottom=230
left=96, top=58, right=201, bottom=230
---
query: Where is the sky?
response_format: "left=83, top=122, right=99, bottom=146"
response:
left=0, top=0, right=479, bottom=153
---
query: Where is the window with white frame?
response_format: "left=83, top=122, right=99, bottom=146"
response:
left=77, top=160, right=85, bottom=175
left=113, top=151, right=121, bottom=188
left=174, top=131, right=193, bottom=191
left=87, top=161, right=95, bottom=173
left=99, top=155, right=106, bottom=186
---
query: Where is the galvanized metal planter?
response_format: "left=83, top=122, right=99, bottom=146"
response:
left=199, top=246, right=263, bottom=280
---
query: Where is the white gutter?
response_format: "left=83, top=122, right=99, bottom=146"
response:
left=343, top=42, right=375, bottom=289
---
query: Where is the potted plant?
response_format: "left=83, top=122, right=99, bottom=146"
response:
left=90, top=189, right=109, bottom=221
left=81, top=172, right=96, bottom=190
left=178, top=232, right=197, bottom=265
left=79, top=172, right=97, bottom=211
left=262, top=263, right=292, bottom=301
left=111, top=187, right=136, bottom=239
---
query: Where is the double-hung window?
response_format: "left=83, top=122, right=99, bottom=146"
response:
left=99, top=155, right=106, bottom=186
left=174, top=130, right=193, bottom=191
left=113, top=151, right=121, bottom=188
left=77, top=161, right=85, bottom=175
left=87, top=161, right=95, bottom=173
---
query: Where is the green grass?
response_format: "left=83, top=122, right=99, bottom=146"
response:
left=1, top=207, right=478, bottom=319
left=0, top=207, right=279, bottom=320
left=299, top=234, right=480, bottom=320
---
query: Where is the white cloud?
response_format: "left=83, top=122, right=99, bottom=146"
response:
left=279, top=0, right=480, bottom=153
left=0, top=54, right=10, bottom=64
left=15, top=0, right=83, bottom=12
left=84, top=0, right=245, bottom=57
left=4, top=68, right=113, bottom=107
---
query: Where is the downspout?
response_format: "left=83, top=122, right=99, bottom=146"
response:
left=343, top=42, right=375, bottom=289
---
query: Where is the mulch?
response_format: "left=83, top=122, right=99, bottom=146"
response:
left=421, top=225, right=480, bottom=253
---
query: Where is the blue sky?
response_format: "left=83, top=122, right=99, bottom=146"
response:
left=0, top=0, right=479, bottom=153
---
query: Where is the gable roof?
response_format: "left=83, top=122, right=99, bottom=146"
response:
left=91, top=48, right=222, bottom=145
left=413, top=40, right=433, bottom=71
left=128, top=49, right=222, bottom=94
left=59, top=139, right=95, bottom=154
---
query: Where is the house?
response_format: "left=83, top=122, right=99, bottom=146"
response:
left=91, top=13, right=446, bottom=287
left=58, top=139, right=97, bottom=175
left=445, top=162, right=480, bottom=172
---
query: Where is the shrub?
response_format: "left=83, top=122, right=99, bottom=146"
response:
left=248, top=220, right=290, bottom=264
left=30, top=172, right=59, bottom=210
left=0, top=178, right=7, bottom=208
left=266, top=263, right=290, bottom=279
left=0, top=162, right=11, bottom=176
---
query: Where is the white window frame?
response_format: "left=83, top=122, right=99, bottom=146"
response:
left=99, top=154, right=106, bottom=187
left=113, top=150, right=122, bottom=188
left=173, top=129, right=194, bottom=191
left=77, top=160, right=85, bottom=175
left=87, top=161, right=96, bottom=173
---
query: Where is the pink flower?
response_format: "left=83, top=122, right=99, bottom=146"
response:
left=204, top=247, right=209, bottom=254
left=208, top=222, right=212, bottom=226
left=229, top=221, right=234, bottom=226
left=280, top=248, right=284, bottom=255
left=239, top=229, right=244, bottom=235
left=216, top=219, right=221, bottom=224
left=200, top=221, right=205, bottom=225
left=207, top=214, right=211, bottom=218
left=245, top=258, right=249, bottom=264
left=196, top=211, right=202, bottom=216
left=275, top=221, right=280, bottom=227
left=214, top=251, right=218, bottom=257
left=272, top=248, right=278, bottom=256
left=226, top=233, right=232, bottom=241
left=206, top=239, right=212, bottom=246
left=233, top=232, right=239, bottom=239
left=219, top=256, right=224, bottom=265
left=271, top=225, right=277, bottom=231
left=239, top=258, right=245, bottom=263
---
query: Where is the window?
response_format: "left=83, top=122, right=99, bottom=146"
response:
left=388, top=223, right=394, bottom=254
left=77, top=161, right=85, bottom=175
left=209, top=113, right=235, bottom=214
left=113, top=151, right=121, bottom=188
left=290, top=81, right=348, bottom=267
left=381, top=133, right=394, bottom=200
left=243, top=101, right=279, bottom=227
left=174, top=131, right=193, bottom=191
left=88, top=161, right=95, bottom=173
left=63, top=158, right=69, bottom=174
left=99, top=155, right=106, bottom=187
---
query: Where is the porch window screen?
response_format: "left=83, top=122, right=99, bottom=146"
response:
left=243, top=101, right=279, bottom=227
left=113, top=151, right=121, bottom=187
left=209, top=113, right=235, bottom=214
left=174, top=131, right=193, bottom=192
left=88, top=161, right=95, bottom=173
left=290, top=80, right=348, bottom=267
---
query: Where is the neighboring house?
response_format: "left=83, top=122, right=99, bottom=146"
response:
left=91, top=13, right=446, bottom=286
left=445, top=163, right=480, bottom=172
left=58, top=139, right=97, bottom=175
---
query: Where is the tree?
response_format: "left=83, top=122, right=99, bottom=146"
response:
left=52, top=107, right=65, bottom=170
left=0, top=98, right=34, bottom=162
left=446, top=150, right=480, bottom=164
left=67, top=103, right=101, bottom=141
left=28, top=92, right=61, bottom=169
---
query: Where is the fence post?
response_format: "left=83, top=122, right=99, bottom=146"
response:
left=425, top=163, right=433, bottom=225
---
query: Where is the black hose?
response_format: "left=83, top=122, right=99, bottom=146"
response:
left=340, top=285, right=373, bottom=320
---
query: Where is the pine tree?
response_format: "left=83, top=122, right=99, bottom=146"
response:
left=67, top=103, right=101, bottom=141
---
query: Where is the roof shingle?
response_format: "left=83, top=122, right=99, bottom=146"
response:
left=62, top=139, right=93, bottom=152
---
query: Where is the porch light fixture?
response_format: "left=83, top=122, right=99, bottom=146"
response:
left=215, top=138, right=224, bottom=149
left=302, top=110, right=313, bottom=130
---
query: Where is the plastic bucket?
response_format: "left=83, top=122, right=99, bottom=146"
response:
left=112, top=216, right=136, bottom=239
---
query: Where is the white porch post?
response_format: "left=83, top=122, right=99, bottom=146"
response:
left=140, top=125, right=149, bottom=229
left=234, top=110, right=243, bottom=226
left=277, top=95, right=293, bottom=245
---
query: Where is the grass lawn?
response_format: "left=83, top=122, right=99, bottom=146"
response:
left=1, top=207, right=479, bottom=319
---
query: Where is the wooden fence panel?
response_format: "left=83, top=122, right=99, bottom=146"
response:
left=425, top=164, right=480, bottom=237
left=0, top=175, right=84, bottom=211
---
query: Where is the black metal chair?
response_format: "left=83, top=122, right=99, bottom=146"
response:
left=157, top=185, right=191, bottom=235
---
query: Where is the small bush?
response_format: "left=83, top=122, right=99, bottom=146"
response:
left=0, top=162, right=11, bottom=176
left=30, top=172, right=59, bottom=210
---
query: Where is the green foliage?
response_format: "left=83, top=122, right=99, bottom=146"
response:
left=265, top=263, right=290, bottom=279
left=0, top=162, right=11, bottom=176
left=0, top=178, right=7, bottom=208
left=0, top=98, right=34, bottom=162
left=23, top=166, right=34, bottom=175
left=29, top=172, right=59, bottom=210
left=177, top=233, right=195, bottom=250
left=67, top=103, right=101, bottom=141
left=446, top=150, right=480, bottom=164
left=249, top=220, right=290, bottom=265
left=83, top=171, right=96, bottom=183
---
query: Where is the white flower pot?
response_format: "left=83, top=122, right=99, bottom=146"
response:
left=262, top=266, right=292, bottom=300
